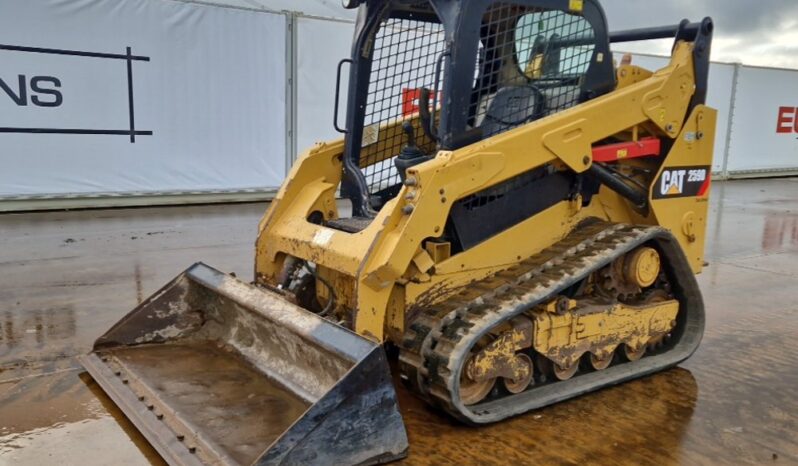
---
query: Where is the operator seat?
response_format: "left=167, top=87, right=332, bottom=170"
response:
left=480, top=85, right=545, bottom=137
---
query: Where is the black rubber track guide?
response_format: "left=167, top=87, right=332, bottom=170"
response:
left=398, top=220, right=705, bottom=424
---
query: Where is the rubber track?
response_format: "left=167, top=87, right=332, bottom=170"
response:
left=398, top=220, right=705, bottom=424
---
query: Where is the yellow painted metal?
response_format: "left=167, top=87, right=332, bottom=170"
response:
left=624, top=247, right=661, bottom=288
left=542, top=297, right=578, bottom=315
left=411, top=249, right=435, bottom=275
left=467, top=317, right=534, bottom=382
left=317, top=265, right=357, bottom=312
left=405, top=200, right=605, bottom=309
left=360, top=117, right=436, bottom=168
left=568, top=0, right=584, bottom=13
left=649, top=106, right=716, bottom=273
left=532, top=299, right=680, bottom=368
left=616, top=65, right=654, bottom=89
left=425, top=241, right=451, bottom=264
left=525, top=54, right=545, bottom=79
left=253, top=40, right=712, bottom=342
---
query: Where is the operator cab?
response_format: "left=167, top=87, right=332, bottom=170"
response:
left=333, top=0, right=615, bottom=220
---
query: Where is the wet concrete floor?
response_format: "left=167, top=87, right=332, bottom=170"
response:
left=1, top=178, right=797, bottom=465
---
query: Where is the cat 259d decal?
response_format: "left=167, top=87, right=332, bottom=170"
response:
left=653, top=165, right=712, bottom=199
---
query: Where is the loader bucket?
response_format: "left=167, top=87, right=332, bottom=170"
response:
left=78, top=263, right=408, bottom=466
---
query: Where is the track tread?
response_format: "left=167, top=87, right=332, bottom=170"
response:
left=398, top=220, right=705, bottom=424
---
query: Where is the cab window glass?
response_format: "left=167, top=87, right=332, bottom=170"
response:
left=515, top=10, right=595, bottom=79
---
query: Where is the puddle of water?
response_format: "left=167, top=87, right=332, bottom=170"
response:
left=0, top=307, right=77, bottom=351
left=0, top=417, right=152, bottom=466
left=0, top=370, right=164, bottom=466
left=398, top=367, right=699, bottom=465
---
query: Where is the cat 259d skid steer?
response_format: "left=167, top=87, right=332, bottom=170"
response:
left=80, top=0, right=715, bottom=464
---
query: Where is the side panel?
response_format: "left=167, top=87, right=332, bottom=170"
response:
left=649, top=106, right=717, bottom=272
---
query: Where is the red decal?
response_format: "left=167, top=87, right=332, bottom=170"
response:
left=592, top=137, right=661, bottom=163
left=697, top=176, right=711, bottom=197
left=401, top=88, right=441, bottom=117
left=402, top=88, right=422, bottom=117
left=777, top=106, right=795, bottom=134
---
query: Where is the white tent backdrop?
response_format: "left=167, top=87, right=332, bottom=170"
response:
left=196, top=0, right=357, bottom=20
left=725, top=65, right=798, bottom=175
left=0, top=0, right=286, bottom=201
left=1, top=0, right=797, bottom=210
left=296, top=17, right=354, bottom=153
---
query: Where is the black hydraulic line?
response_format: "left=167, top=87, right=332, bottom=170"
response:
left=303, top=262, right=336, bottom=317
left=277, top=256, right=301, bottom=289
left=588, top=163, right=648, bottom=208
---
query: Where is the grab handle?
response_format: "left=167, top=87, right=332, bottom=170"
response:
left=334, top=58, right=353, bottom=134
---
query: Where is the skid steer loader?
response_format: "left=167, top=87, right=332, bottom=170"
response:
left=80, top=0, right=715, bottom=464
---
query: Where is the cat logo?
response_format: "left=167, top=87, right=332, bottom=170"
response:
left=660, top=169, right=686, bottom=196
left=653, top=166, right=711, bottom=200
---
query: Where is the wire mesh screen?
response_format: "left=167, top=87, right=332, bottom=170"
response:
left=361, top=18, right=445, bottom=194
left=470, top=4, right=596, bottom=137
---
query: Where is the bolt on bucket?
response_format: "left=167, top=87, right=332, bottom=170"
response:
left=79, top=263, right=408, bottom=466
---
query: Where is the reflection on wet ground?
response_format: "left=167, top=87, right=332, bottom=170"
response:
left=399, top=368, right=700, bottom=465
left=1, top=179, right=798, bottom=465
left=0, top=370, right=164, bottom=465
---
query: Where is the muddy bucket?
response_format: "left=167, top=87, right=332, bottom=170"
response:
left=79, top=263, right=408, bottom=466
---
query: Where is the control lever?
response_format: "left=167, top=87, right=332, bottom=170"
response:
left=395, top=122, right=432, bottom=182
left=418, top=88, right=436, bottom=142
left=402, top=122, right=419, bottom=151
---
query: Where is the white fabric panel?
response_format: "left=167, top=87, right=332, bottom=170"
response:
left=725, top=66, right=798, bottom=173
left=703, top=63, right=736, bottom=175
left=296, top=17, right=354, bottom=154
left=0, top=0, right=285, bottom=196
left=252, top=0, right=356, bottom=20
left=190, top=0, right=357, bottom=20
left=615, top=53, right=736, bottom=174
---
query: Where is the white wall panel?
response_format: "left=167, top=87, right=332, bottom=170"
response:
left=705, top=63, right=737, bottom=175
left=296, top=17, right=354, bottom=155
left=0, top=0, right=286, bottom=197
left=252, top=0, right=357, bottom=20
left=725, top=66, right=798, bottom=174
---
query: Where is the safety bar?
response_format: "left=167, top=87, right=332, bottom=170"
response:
left=609, top=20, right=703, bottom=43
left=555, top=20, right=709, bottom=48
